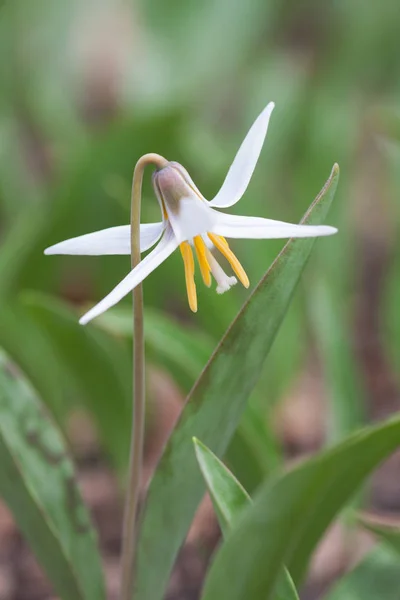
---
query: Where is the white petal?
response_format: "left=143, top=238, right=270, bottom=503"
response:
left=139, top=223, right=165, bottom=251
left=154, top=164, right=215, bottom=243
left=209, top=102, right=275, bottom=209
left=44, top=222, right=165, bottom=256
left=167, top=196, right=216, bottom=243
left=79, top=228, right=177, bottom=325
left=213, top=212, right=338, bottom=239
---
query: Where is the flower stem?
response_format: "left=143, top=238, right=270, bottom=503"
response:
left=119, top=153, right=168, bottom=600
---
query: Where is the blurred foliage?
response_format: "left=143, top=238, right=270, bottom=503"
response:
left=0, top=0, right=400, bottom=594
left=325, top=545, right=400, bottom=600
left=2, top=0, right=398, bottom=435
left=0, top=0, right=400, bottom=464
left=0, top=0, right=399, bottom=477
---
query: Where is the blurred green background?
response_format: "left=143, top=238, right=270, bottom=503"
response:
left=0, top=0, right=400, bottom=595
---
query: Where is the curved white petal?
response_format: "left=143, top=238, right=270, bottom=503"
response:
left=79, top=227, right=177, bottom=325
left=44, top=222, right=165, bottom=256
left=139, top=222, right=165, bottom=251
left=213, top=212, right=337, bottom=239
left=167, top=196, right=216, bottom=243
left=209, top=102, right=275, bottom=209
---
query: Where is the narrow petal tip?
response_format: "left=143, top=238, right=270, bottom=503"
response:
left=79, top=306, right=99, bottom=325
left=319, top=225, right=338, bottom=236
left=209, top=100, right=276, bottom=209
left=79, top=314, right=90, bottom=326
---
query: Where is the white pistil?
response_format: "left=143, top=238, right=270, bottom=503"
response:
left=206, top=250, right=237, bottom=294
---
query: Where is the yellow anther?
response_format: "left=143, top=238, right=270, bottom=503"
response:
left=179, top=241, right=198, bottom=312
left=193, top=236, right=212, bottom=287
left=216, top=235, right=230, bottom=249
left=207, top=233, right=250, bottom=289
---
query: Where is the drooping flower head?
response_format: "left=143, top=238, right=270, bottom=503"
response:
left=45, top=102, right=337, bottom=324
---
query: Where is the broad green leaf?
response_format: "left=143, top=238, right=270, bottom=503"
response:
left=0, top=352, right=105, bottom=600
left=193, top=439, right=299, bottom=600
left=134, top=164, right=339, bottom=600
left=21, top=292, right=132, bottom=472
left=324, top=545, right=400, bottom=600
left=193, top=437, right=250, bottom=537
left=360, top=519, right=400, bottom=557
left=98, top=307, right=279, bottom=490
left=200, top=417, right=400, bottom=600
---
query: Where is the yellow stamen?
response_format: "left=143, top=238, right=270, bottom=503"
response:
left=207, top=233, right=250, bottom=289
left=179, top=241, right=198, bottom=312
left=216, top=235, right=230, bottom=249
left=193, top=236, right=212, bottom=287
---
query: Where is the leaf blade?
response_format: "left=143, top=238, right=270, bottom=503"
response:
left=193, top=437, right=250, bottom=536
left=22, top=292, right=132, bottom=471
left=134, top=164, right=339, bottom=600
left=0, top=352, right=106, bottom=600
left=200, top=417, right=400, bottom=600
left=193, top=438, right=299, bottom=600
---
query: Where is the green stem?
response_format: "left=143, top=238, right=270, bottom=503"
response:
left=119, top=153, right=168, bottom=600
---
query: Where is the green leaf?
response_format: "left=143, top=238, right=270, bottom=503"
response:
left=360, top=519, right=400, bottom=557
left=324, top=545, right=400, bottom=600
left=200, top=417, right=400, bottom=600
left=193, top=439, right=299, bottom=600
left=22, top=292, right=132, bottom=472
left=134, top=164, right=339, bottom=600
left=0, top=352, right=105, bottom=600
left=98, top=307, right=279, bottom=490
left=193, top=437, right=250, bottom=536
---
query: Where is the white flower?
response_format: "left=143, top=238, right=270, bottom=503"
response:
left=45, top=102, right=337, bottom=325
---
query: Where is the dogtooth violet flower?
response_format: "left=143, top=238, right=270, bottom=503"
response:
left=45, top=102, right=337, bottom=325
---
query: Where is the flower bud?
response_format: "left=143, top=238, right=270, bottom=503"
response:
left=152, top=162, right=201, bottom=216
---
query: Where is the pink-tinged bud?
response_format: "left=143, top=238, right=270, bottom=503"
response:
left=152, top=162, right=203, bottom=216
